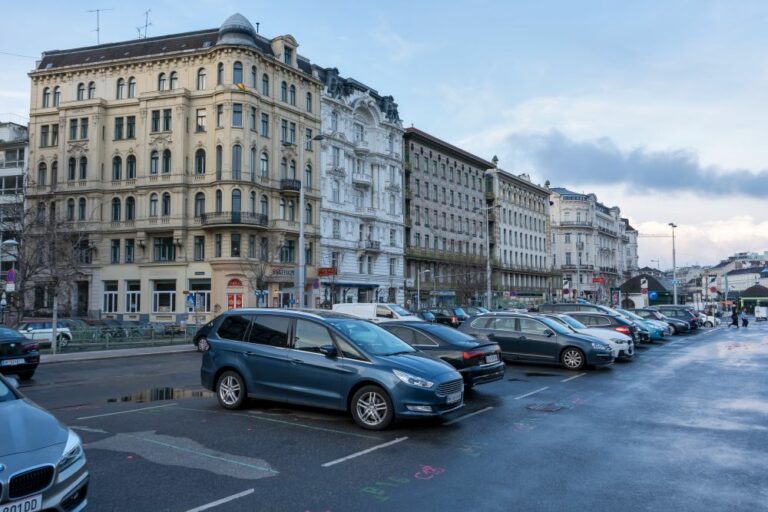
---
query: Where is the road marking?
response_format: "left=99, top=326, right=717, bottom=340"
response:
left=321, top=437, right=409, bottom=468
left=185, top=488, right=255, bottom=512
left=514, top=387, right=549, bottom=400
left=560, top=372, right=587, bottom=383
left=76, top=403, right=177, bottom=420
left=443, top=406, right=494, bottom=425
left=71, top=426, right=109, bottom=434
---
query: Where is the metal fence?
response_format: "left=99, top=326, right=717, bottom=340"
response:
left=39, top=325, right=193, bottom=354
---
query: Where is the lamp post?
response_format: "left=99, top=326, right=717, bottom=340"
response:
left=416, top=268, right=430, bottom=311
left=473, top=204, right=498, bottom=310
left=0, top=239, right=18, bottom=326
left=669, top=222, right=677, bottom=305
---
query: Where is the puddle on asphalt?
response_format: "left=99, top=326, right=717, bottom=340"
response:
left=107, top=387, right=214, bottom=403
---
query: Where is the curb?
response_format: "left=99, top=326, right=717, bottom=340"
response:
left=40, top=345, right=197, bottom=364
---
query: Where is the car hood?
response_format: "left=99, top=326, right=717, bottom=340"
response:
left=576, top=328, right=631, bottom=342
left=0, top=399, right=68, bottom=457
left=378, top=352, right=457, bottom=379
left=566, top=332, right=608, bottom=346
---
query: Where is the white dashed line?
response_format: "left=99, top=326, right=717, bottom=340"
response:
left=321, top=437, right=409, bottom=468
left=185, top=488, right=255, bottom=512
left=560, top=372, right=587, bottom=383
left=514, top=387, right=549, bottom=400
left=443, top=406, right=494, bottom=425
left=76, top=402, right=177, bottom=420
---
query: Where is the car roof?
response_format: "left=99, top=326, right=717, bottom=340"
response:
left=223, top=308, right=357, bottom=320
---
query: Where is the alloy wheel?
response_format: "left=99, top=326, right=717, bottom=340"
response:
left=356, top=391, right=388, bottom=427
left=197, top=336, right=209, bottom=352
left=219, top=375, right=241, bottom=406
left=562, top=348, right=584, bottom=370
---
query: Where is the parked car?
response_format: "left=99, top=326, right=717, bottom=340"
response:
left=631, top=309, right=690, bottom=334
left=463, top=306, right=490, bottom=316
left=653, top=306, right=699, bottom=331
left=201, top=309, right=464, bottom=430
left=615, top=308, right=668, bottom=341
left=429, top=309, right=463, bottom=328
left=414, top=310, right=437, bottom=323
left=380, top=321, right=505, bottom=388
left=458, top=313, right=614, bottom=370
left=0, top=373, right=89, bottom=511
left=0, top=327, right=40, bottom=380
left=332, top=303, right=422, bottom=323
left=16, top=320, right=73, bottom=349
left=694, top=312, right=720, bottom=327
left=539, top=314, right=634, bottom=360
left=565, top=312, right=640, bottom=343
left=538, top=302, right=618, bottom=314
left=192, top=320, right=215, bottom=352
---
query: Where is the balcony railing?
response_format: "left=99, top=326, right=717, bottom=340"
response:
left=352, top=173, right=372, bottom=187
left=280, top=178, right=301, bottom=192
left=559, top=220, right=592, bottom=227
left=406, top=247, right=486, bottom=266
left=358, top=240, right=381, bottom=252
left=597, top=226, right=618, bottom=237
left=200, top=211, right=269, bottom=227
left=560, top=264, right=594, bottom=270
left=353, top=140, right=370, bottom=155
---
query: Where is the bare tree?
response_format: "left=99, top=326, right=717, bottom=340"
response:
left=454, top=262, right=485, bottom=305
left=239, top=232, right=283, bottom=308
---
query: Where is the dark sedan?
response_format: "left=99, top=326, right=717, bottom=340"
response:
left=566, top=312, right=641, bottom=343
left=381, top=321, right=505, bottom=388
left=430, top=307, right=470, bottom=328
left=632, top=309, right=691, bottom=334
left=654, top=307, right=699, bottom=330
left=458, top=313, right=614, bottom=371
left=0, top=327, right=39, bottom=380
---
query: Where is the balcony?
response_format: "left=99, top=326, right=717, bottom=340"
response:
left=200, top=211, right=269, bottom=228
left=485, top=191, right=495, bottom=201
left=597, top=226, right=618, bottom=237
left=559, top=220, right=593, bottom=227
left=385, top=182, right=402, bottom=193
left=326, top=165, right=346, bottom=178
left=352, top=173, right=372, bottom=187
left=600, top=266, right=619, bottom=274
left=406, top=247, right=486, bottom=266
left=360, top=207, right=377, bottom=220
left=358, top=240, right=382, bottom=252
left=353, top=140, right=370, bottom=155
left=280, top=178, right=301, bottom=193
left=560, top=264, right=594, bottom=271
left=621, top=235, right=630, bottom=243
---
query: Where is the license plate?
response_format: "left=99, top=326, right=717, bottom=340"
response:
left=446, top=391, right=462, bottom=404
left=485, top=354, right=499, bottom=364
left=0, top=494, right=42, bottom=512
left=0, top=358, right=25, bottom=367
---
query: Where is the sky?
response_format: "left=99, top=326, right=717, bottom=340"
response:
left=2, top=0, right=767, bottom=269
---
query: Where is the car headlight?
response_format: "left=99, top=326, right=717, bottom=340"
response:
left=393, top=369, right=434, bottom=389
left=58, top=429, right=84, bottom=472
left=610, top=338, right=626, bottom=344
left=591, top=342, right=610, bottom=351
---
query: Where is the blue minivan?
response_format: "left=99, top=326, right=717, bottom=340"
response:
left=200, top=309, right=465, bottom=430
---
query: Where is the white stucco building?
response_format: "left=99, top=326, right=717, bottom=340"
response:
left=315, top=68, right=405, bottom=305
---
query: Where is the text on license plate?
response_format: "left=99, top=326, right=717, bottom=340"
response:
left=0, top=358, right=25, bottom=367
left=446, top=391, right=462, bottom=404
left=485, top=354, right=499, bottom=364
left=0, top=493, right=42, bottom=512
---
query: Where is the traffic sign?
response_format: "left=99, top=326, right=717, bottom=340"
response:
left=6, top=269, right=15, bottom=283
left=709, top=286, right=717, bottom=293
left=641, top=289, right=648, bottom=295
left=649, top=291, right=658, bottom=300
left=5, top=283, right=14, bottom=292
left=592, top=277, right=605, bottom=284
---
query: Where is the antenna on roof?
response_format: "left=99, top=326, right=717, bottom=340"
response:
left=87, top=8, right=113, bottom=44
left=137, top=9, right=152, bottom=39
left=255, top=22, right=260, bottom=34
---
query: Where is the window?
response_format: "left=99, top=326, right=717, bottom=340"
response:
left=305, top=128, right=313, bottom=150
left=77, top=83, right=85, bottom=100
left=163, top=109, right=172, bottom=131
left=332, top=219, right=340, bottom=239
left=304, top=163, right=312, bottom=189
left=116, top=78, right=125, bottom=99
left=149, top=151, right=159, bottom=174
left=126, top=116, right=135, bottom=138
left=260, top=195, right=269, bottom=216
left=158, top=73, right=166, bottom=91
left=215, top=145, right=223, bottom=179
left=232, top=145, right=242, bottom=179
left=284, top=47, right=293, bottom=65
left=40, top=125, right=49, bottom=147
left=153, top=237, right=175, bottom=261
left=260, top=152, right=269, bottom=177
left=114, top=117, right=124, bottom=140
left=194, top=236, right=205, bottom=261
left=110, top=240, right=120, bottom=264
left=79, top=157, right=87, bottom=180
left=216, top=104, right=224, bottom=127
left=248, top=235, right=256, bottom=258
left=86, top=82, right=96, bottom=100
left=246, top=315, right=290, bottom=347
left=390, top=229, right=396, bottom=246
left=250, top=191, right=256, bottom=213
left=214, top=234, right=222, bottom=257
left=332, top=180, right=340, bottom=202
left=79, top=118, right=88, bottom=139
left=196, top=109, right=207, bottom=132
left=294, top=319, right=334, bottom=353
left=195, top=149, right=206, bottom=174
left=194, top=192, right=205, bottom=217
left=149, top=193, right=158, bottom=216
left=305, top=92, right=312, bottom=112
left=261, top=73, right=269, bottom=95
left=389, top=258, right=397, bottom=276
left=305, top=203, right=313, bottom=225
left=215, top=190, right=223, bottom=213
left=249, top=148, right=257, bottom=181
left=289, top=122, right=296, bottom=143
left=66, top=198, right=75, bottom=220
left=217, top=62, right=224, bottom=85
left=288, top=84, right=296, bottom=105
left=152, top=280, right=176, bottom=312
left=250, top=107, right=257, bottom=131
left=161, top=192, right=171, bottom=216
left=78, top=198, right=87, bottom=220
left=233, top=61, right=243, bottom=84
left=280, top=119, right=288, bottom=142
left=260, top=237, right=269, bottom=261
left=42, top=87, right=50, bottom=107
left=251, top=65, right=257, bottom=87
left=169, top=72, right=178, bottom=90
left=196, top=68, right=206, bottom=90
left=330, top=111, right=338, bottom=131
left=280, top=81, right=288, bottom=102
left=287, top=200, right=295, bottom=221
left=125, top=239, right=134, bottom=263
left=280, top=158, right=287, bottom=179
left=111, top=198, right=121, bottom=221
left=231, top=233, right=241, bottom=257
left=125, top=281, right=140, bottom=311
left=279, top=240, right=295, bottom=263
left=232, top=189, right=241, bottom=212
left=353, top=123, right=364, bottom=142
left=103, top=281, right=118, bottom=312
left=232, top=103, right=243, bottom=127
left=260, top=113, right=269, bottom=137
left=69, top=119, right=77, bottom=140
left=53, top=86, right=60, bottom=106
left=127, top=77, right=136, bottom=98
left=37, top=163, right=47, bottom=186
left=162, top=149, right=172, bottom=174
left=332, top=146, right=340, bottom=166
left=151, top=110, right=160, bottom=132
left=126, top=196, right=135, bottom=220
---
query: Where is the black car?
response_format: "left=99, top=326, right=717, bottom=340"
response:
left=381, top=321, right=505, bottom=388
left=566, top=312, right=641, bottom=343
left=415, top=310, right=437, bottom=323
left=458, top=313, right=614, bottom=371
left=631, top=309, right=690, bottom=334
left=464, top=306, right=490, bottom=316
left=0, top=327, right=39, bottom=380
left=430, top=309, right=462, bottom=328
left=192, top=320, right=215, bottom=352
left=654, top=306, right=699, bottom=330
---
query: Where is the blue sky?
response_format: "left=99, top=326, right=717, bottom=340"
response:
left=2, top=0, right=768, bottom=267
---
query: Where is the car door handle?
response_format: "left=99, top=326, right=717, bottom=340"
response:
left=290, top=358, right=305, bottom=365
left=518, top=336, right=527, bottom=340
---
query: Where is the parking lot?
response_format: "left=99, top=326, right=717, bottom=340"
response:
left=21, top=322, right=768, bottom=512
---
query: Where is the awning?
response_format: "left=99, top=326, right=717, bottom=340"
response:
left=322, top=282, right=381, bottom=290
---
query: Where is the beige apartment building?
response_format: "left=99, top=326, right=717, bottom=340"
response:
left=26, top=14, right=322, bottom=322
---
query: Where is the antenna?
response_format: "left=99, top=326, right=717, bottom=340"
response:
left=136, top=9, right=152, bottom=39
left=87, top=8, right=113, bottom=44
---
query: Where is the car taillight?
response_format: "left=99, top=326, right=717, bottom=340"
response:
left=451, top=316, right=458, bottom=324
left=462, top=349, right=485, bottom=360
left=23, top=342, right=39, bottom=351
left=615, top=326, right=631, bottom=335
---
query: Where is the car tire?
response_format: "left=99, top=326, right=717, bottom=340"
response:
left=705, top=321, right=713, bottom=328
left=561, top=347, right=586, bottom=371
left=351, top=385, right=394, bottom=430
left=57, top=335, right=70, bottom=349
left=196, top=336, right=209, bottom=352
left=216, top=371, right=247, bottom=410
left=670, top=325, right=678, bottom=335
left=18, top=370, right=35, bottom=381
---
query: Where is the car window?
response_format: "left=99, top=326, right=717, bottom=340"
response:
left=18, top=323, right=29, bottom=331
left=519, top=318, right=547, bottom=335
left=376, top=306, right=394, bottom=319
left=573, top=315, right=593, bottom=326
left=595, top=316, right=612, bottom=326
left=247, top=316, right=290, bottom=347
left=385, top=326, right=415, bottom=345
left=420, top=324, right=477, bottom=344
left=294, top=319, right=335, bottom=353
left=491, top=317, right=517, bottom=331
left=216, top=315, right=251, bottom=342
left=452, top=308, right=467, bottom=316
left=388, top=304, right=411, bottom=317
left=470, top=317, right=491, bottom=329
left=334, top=335, right=367, bottom=361
left=326, top=319, right=414, bottom=356
left=0, top=328, right=23, bottom=338
left=412, top=331, right=439, bottom=347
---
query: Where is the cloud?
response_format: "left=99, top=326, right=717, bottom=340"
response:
left=505, top=130, right=768, bottom=198
left=370, top=28, right=436, bottom=63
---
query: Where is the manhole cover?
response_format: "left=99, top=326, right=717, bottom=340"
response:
left=526, top=403, right=564, bottom=412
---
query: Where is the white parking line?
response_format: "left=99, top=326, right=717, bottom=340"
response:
left=513, top=387, right=549, bottom=400
left=185, top=488, right=255, bottom=512
left=321, top=437, right=408, bottom=468
left=560, top=373, right=586, bottom=383
left=76, top=403, right=177, bottom=420
left=443, top=406, right=494, bottom=426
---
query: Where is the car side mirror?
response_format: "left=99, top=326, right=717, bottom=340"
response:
left=319, top=344, right=337, bottom=358
left=6, top=376, right=19, bottom=389
left=543, top=329, right=555, bottom=337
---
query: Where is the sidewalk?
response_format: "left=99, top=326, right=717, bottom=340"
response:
left=41, top=344, right=196, bottom=364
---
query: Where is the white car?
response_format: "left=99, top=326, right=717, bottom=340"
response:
left=699, top=313, right=721, bottom=327
left=17, top=321, right=73, bottom=349
left=331, top=303, right=422, bottom=323
left=543, top=314, right=634, bottom=360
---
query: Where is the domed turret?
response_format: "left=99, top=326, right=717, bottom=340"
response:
left=217, top=13, right=257, bottom=48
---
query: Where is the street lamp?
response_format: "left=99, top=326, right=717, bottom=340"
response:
left=416, top=268, right=430, bottom=311
left=668, top=223, right=677, bottom=305
left=283, top=133, right=325, bottom=308
left=473, top=204, right=499, bottom=310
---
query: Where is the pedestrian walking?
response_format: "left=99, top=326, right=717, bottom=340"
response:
left=740, top=309, right=749, bottom=328
left=730, top=308, right=739, bottom=328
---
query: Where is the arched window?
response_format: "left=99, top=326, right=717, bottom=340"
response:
left=305, top=92, right=312, bottom=112
left=51, top=161, right=57, bottom=185
left=305, top=203, right=313, bottom=225
left=149, top=151, right=159, bottom=174
left=304, top=163, right=312, bottom=190
left=161, top=192, right=171, bottom=216
left=331, top=180, right=340, bottom=202
left=42, top=87, right=51, bottom=108
left=169, top=71, right=178, bottom=90
left=233, top=61, right=243, bottom=84
left=232, top=189, right=241, bottom=212
left=217, top=63, right=224, bottom=85
left=126, top=155, right=136, bottom=179
left=261, top=73, right=269, bottom=95
left=126, top=196, right=135, bottom=221
left=279, top=199, right=286, bottom=219
left=389, top=194, right=396, bottom=215
left=260, top=195, right=268, bottom=216
left=53, top=86, right=61, bottom=106
left=149, top=193, right=158, bottom=217
left=287, top=200, right=295, bottom=221
left=66, top=198, right=75, bottom=221
left=162, top=149, right=171, bottom=173
left=68, top=158, right=76, bottom=181
left=127, top=77, right=136, bottom=98
left=116, top=78, right=125, bottom=99
left=260, top=152, right=269, bottom=177
left=249, top=147, right=256, bottom=181
left=195, top=149, right=206, bottom=174
left=87, top=82, right=95, bottom=99
left=76, top=83, right=85, bottom=100
left=250, top=65, right=257, bottom=88
left=249, top=191, right=256, bottom=213
left=112, top=156, right=122, bottom=181
left=111, top=198, right=121, bottom=222
left=215, top=145, right=223, bottom=179
left=157, top=73, right=166, bottom=91
left=280, top=81, right=288, bottom=102
left=231, top=144, right=242, bottom=180
left=280, top=158, right=287, bottom=179
left=215, top=190, right=222, bottom=213
left=196, top=68, right=206, bottom=90
left=289, top=160, right=296, bottom=179
left=78, top=198, right=87, bottom=220
left=288, top=84, right=296, bottom=105
left=194, top=192, right=205, bottom=217
left=330, top=111, right=338, bottom=131
left=37, top=162, right=47, bottom=186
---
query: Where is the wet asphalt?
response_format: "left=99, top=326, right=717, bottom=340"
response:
left=18, top=322, right=768, bottom=512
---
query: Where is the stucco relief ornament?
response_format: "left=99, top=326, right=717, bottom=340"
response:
left=67, top=141, right=89, bottom=153
left=150, top=133, right=172, bottom=146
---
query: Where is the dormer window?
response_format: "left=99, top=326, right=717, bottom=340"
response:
left=284, top=47, right=293, bottom=65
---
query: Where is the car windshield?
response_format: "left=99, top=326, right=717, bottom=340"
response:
left=329, top=319, right=415, bottom=356
left=452, top=307, right=468, bottom=316
left=558, top=315, right=588, bottom=330
left=387, top=304, right=412, bottom=316
left=0, top=327, right=23, bottom=338
left=544, top=316, right=579, bottom=333
left=0, top=378, right=18, bottom=402
left=420, top=312, right=436, bottom=320
left=618, top=309, right=644, bottom=322
left=419, top=324, right=476, bottom=343
left=538, top=316, right=572, bottom=335
left=475, top=307, right=490, bottom=313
